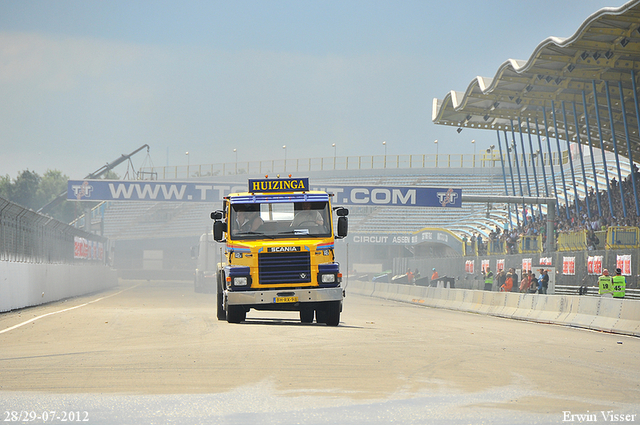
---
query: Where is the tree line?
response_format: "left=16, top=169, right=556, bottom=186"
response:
left=0, top=169, right=117, bottom=224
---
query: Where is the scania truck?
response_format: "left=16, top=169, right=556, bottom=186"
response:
left=210, top=177, right=348, bottom=325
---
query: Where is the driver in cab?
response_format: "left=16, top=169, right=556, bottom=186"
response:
left=235, top=208, right=263, bottom=232
left=291, top=202, right=324, bottom=227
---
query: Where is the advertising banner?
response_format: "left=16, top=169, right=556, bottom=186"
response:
left=563, top=256, right=576, bottom=275
left=67, top=180, right=462, bottom=208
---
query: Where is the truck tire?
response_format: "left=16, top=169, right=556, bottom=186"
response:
left=226, top=305, right=246, bottom=323
left=300, top=309, right=314, bottom=324
left=324, top=301, right=341, bottom=326
left=315, top=308, right=326, bottom=324
left=216, top=272, right=226, bottom=320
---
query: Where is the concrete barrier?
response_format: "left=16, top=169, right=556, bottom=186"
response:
left=612, top=299, right=640, bottom=336
left=527, top=295, right=563, bottom=324
left=512, top=293, right=537, bottom=321
left=590, top=298, right=623, bottom=333
left=570, top=296, right=600, bottom=329
left=350, top=279, right=640, bottom=336
left=408, top=285, right=428, bottom=305
left=477, top=292, right=505, bottom=315
left=496, top=292, right=521, bottom=319
left=0, top=262, right=117, bottom=313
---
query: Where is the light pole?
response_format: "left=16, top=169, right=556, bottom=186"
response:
left=282, top=145, right=287, bottom=171
left=383, top=141, right=387, bottom=168
left=185, top=151, right=190, bottom=177
left=434, top=140, right=438, bottom=167
left=233, top=148, right=237, bottom=174
left=332, top=143, right=336, bottom=169
left=472, top=139, right=476, bottom=167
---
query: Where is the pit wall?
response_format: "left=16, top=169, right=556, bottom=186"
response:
left=0, top=262, right=118, bottom=313
left=346, top=280, right=640, bottom=337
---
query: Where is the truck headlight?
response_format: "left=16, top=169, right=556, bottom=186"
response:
left=234, top=276, right=248, bottom=286
left=321, top=274, right=336, bottom=283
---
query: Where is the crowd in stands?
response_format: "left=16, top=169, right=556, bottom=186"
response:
left=465, top=164, right=640, bottom=254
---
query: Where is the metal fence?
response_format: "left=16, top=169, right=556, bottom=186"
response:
left=0, top=197, right=107, bottom=264
left=141, top=151, right=566, bottom=180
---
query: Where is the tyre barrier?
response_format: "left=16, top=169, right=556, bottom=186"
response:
left=346, top=280, right=640, bottom=337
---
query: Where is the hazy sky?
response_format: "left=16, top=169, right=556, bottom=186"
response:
left=0, top=0, right=629, bottom=179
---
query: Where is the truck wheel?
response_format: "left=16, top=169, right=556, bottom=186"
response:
left=300, top=309, right=314, bottom=324
left=216, top=272, right=226, bottom=320
left=226, top=305, right=246, bottom=323
left=324, top=301, right=341, bottom=326
left=315, top=309, right=326, bottom=324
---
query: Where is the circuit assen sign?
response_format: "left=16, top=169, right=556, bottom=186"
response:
left=67, top=180, right=462, bottom=208
left=347, top=229, right=463, bottom=250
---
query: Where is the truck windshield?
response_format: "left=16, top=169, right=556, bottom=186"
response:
left=230, top=201, right=331, bottom=239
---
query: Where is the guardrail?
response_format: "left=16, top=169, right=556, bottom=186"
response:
left=607, top=226, right=639, bottom=249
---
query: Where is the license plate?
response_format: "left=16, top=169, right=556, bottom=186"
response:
left=274, top=296, right=298, bottom=303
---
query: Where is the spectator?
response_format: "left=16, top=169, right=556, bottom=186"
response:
left=519, top=270, right=532, bottom=293
left=495, top=269, right=506, bottom=292
left=483, top=267, right=493, bottom=291
left=501, top=268, right=514, bottom=292
left=539, top=269, right=549, bottom=295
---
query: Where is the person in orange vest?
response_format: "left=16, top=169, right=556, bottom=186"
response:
left=431, top=268, right=439, bottom=280
left=501, top=268, right=514, bottom=292
left=406, top=268, right=415, bottom=284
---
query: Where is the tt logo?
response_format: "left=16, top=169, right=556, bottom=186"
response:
left=71, top=182, right=93, bottom=199
left=437, top=190, right=458, bottom=206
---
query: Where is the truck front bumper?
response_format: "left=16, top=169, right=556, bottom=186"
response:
left=226, top=287, right=343, bottom=306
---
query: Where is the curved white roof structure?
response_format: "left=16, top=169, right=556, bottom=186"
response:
left=433, top=0, right=640, bottom=160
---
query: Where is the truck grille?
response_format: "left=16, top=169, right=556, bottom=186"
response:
left=258, top=251, right=311, bottom=285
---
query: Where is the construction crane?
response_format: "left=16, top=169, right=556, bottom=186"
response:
left=38, top=144, right=150, bottom=215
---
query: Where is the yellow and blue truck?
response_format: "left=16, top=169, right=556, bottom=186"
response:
left=210, top=177, right=349, bottom=325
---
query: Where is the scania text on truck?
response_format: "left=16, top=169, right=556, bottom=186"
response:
left=210, top=177, right=349, bottom=325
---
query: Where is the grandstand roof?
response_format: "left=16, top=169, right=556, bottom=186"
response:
left=432, top=0, right=640, bottom=160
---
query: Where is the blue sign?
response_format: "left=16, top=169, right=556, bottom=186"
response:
left=67, top=180, right=245, bottom=202
left=311, top=185, right=461, bottom=208
left=67, top=179, right=462, bottom=208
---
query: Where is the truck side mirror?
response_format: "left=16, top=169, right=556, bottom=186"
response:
left=213, top=221, right=226, bottom=241
left=337, top=216, right=348, bottom=238
left=211, top=211, right=223, bottom=220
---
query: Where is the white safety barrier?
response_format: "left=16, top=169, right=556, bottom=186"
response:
left=348, top=281, right=640, bottom=337
left=0, top=262, right=118, bottom=313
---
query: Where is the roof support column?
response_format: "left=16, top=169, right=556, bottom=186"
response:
left=551, top=101, right=571, bottom=220
left=509, top=123, right=527, bottom=225
left=525, top=118, right=543, bottom=220
left=541, top=108, right=560, bottom=215
left=572, top=101, right=592, bottom=220
left=561, top=101, right=580, bottom=219
left=535, top=118, right=550, bottom=198
left=581, top=90, right=602, bottom=218
left=517, top=117, right=535, bottom=221
left=496, top=130, right=514, bottom=229
left=503, top=130, right=520, bottom=226
left=592, top=80, right=615, bottom=219
left=618, top=80, right=639, bottom=216
left=604, top=80, right=627, bottom=219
